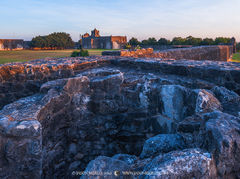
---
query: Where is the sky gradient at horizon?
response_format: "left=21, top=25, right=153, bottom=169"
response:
left=0, top=0, right=239, bottom=41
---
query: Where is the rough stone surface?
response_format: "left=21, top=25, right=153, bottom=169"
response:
left=0, top=57, right=110, bottom=109
left=80, top=156, right=132, bottom=179
left=103, top=45, right=233, bottom=61
left=211, top=86, right=240, bottom=116
left=1, top=56, right=240, bottom=110
left=0, top=56, right=240, bottom=178
left=140, top=134, right=185, bottom=159
left=177, top=114, right=202, bottom=133
left=158, top=45, right=232, bottom=61
left=211, top=86, right=240, bottom=103
left=112, top=154, right=138, bottom=166
left=193, top=89, right=222, bottom=113
left=199, top=111, right=240, bottom=178
left=160, top=85, right=186, bottom=122
left=0, top=95, right=43, bottom=179
left=141, top=148, right=216, bottom=179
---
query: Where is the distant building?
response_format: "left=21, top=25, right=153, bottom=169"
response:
left=82, top=29, right=127, bottom=49
left=0, top=39, right=24, bottom=50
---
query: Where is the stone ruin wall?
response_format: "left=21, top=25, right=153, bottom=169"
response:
left=82, top=36, right=127, bottom=49
left=82, top=29, right=127, bottom=49
left=1, top=56, right=240, bottom=111
left=111, top=36, right=127, bottom=49
left=103, top=45, right=233, bottom=61
left=1, top=57, right=240, bottom=178
left=0, top=39, right=24, bottom=50
left=0, top=56, right=240, bottom=178
left=82, top=37, right=112, bottom=49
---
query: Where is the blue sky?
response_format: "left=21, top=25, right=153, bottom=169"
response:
left=0, top=0, right=239, bottom=41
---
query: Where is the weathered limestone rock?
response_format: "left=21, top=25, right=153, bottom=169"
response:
left=140, top=134, right=186, bottom=159
left=1, top=56, right=240, bottom=110
left=194, top=89, right=222, bottom=113
left=211, top=86, right=240, bottom=116
left=64, top=76, right=90, bottom=94
left=200, top=111, right=240, bottom=178
left=112, top=154, right=138, bottom=166
left=141, top=148, right=216, bottom=179
left=40, top=78, right=67, bottom=93
left=110, top=58, right=240, bottom=94
left=80, top=156, right=132, bottom=179
left=211, top=86, right=240, bottom=103
left=149, top=114, right=176, bottom=134
left=0, top=57, right=110, bottom=109
left=0, top=95, right=43, bottom=179
left=177, top=114, right=202, bottom=133
left=160, top=85, right=186, bottom=122
left=0, top=133, right=42, bottom=179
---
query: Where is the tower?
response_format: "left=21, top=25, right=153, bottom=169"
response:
left=91, top=29, right=100, bottom=37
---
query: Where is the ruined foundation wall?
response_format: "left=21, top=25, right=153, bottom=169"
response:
left=0, top=58, right=110, bottom=109
left=103, top=45, right=233, bottom=61
left=1, top=56, right=240, bottom=110
left=0, top=57, right=240, bottom=178
left=158, top=45, right=233, bottom=61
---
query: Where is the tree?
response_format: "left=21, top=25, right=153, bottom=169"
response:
left=147, top=37, right=158, bottom=45
left=215, top=37, right=231, bottom=45
left=31, top=36, right=47, bottom=48
left=141, top=40, right=149, bottom=46
left=129, top=37, right=140, bottom=46
left=31, top=32, right=74, bottom=49
left=158, top=38, right=170, bottom=45
left=141, top=37, right=157, bottom=46
left=200, top=38, right=214, bottom=45
left=130, top=36, right=234, bottom=47
left=185, top=36, right=202, bottom=46
left=171, top=37, right=186, bottom=45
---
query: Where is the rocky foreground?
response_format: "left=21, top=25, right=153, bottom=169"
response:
left=0, top=56, right=240, bottom=179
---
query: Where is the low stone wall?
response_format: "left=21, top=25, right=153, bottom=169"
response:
left=138, top=44, right=193, bottom=50
left=102, top=48, right=154, bottom=57
left=1, top=56, right=240, bottom=110
left=0, top=58, right=110, bottom=109
left=158, top=45, right=233, bottom=61
left=102, top=45, right=233, bottom=61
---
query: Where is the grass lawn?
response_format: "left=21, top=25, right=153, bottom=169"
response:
left=231, top=53, right=240, bottom=62
left=0, top=49, right=118, bottom=64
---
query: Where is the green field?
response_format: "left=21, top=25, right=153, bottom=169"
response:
left=0, top=49, right=117, bottom=64
left=1, top=49, right=239, bottom=64
left=231, top=53, right=240, bottom=62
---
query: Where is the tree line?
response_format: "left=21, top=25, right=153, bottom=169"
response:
left=30, top=33, right=238, bottom=50
left=129, top=36, right=233, bottom=46
left=31, top=32, right=75, bottom=49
